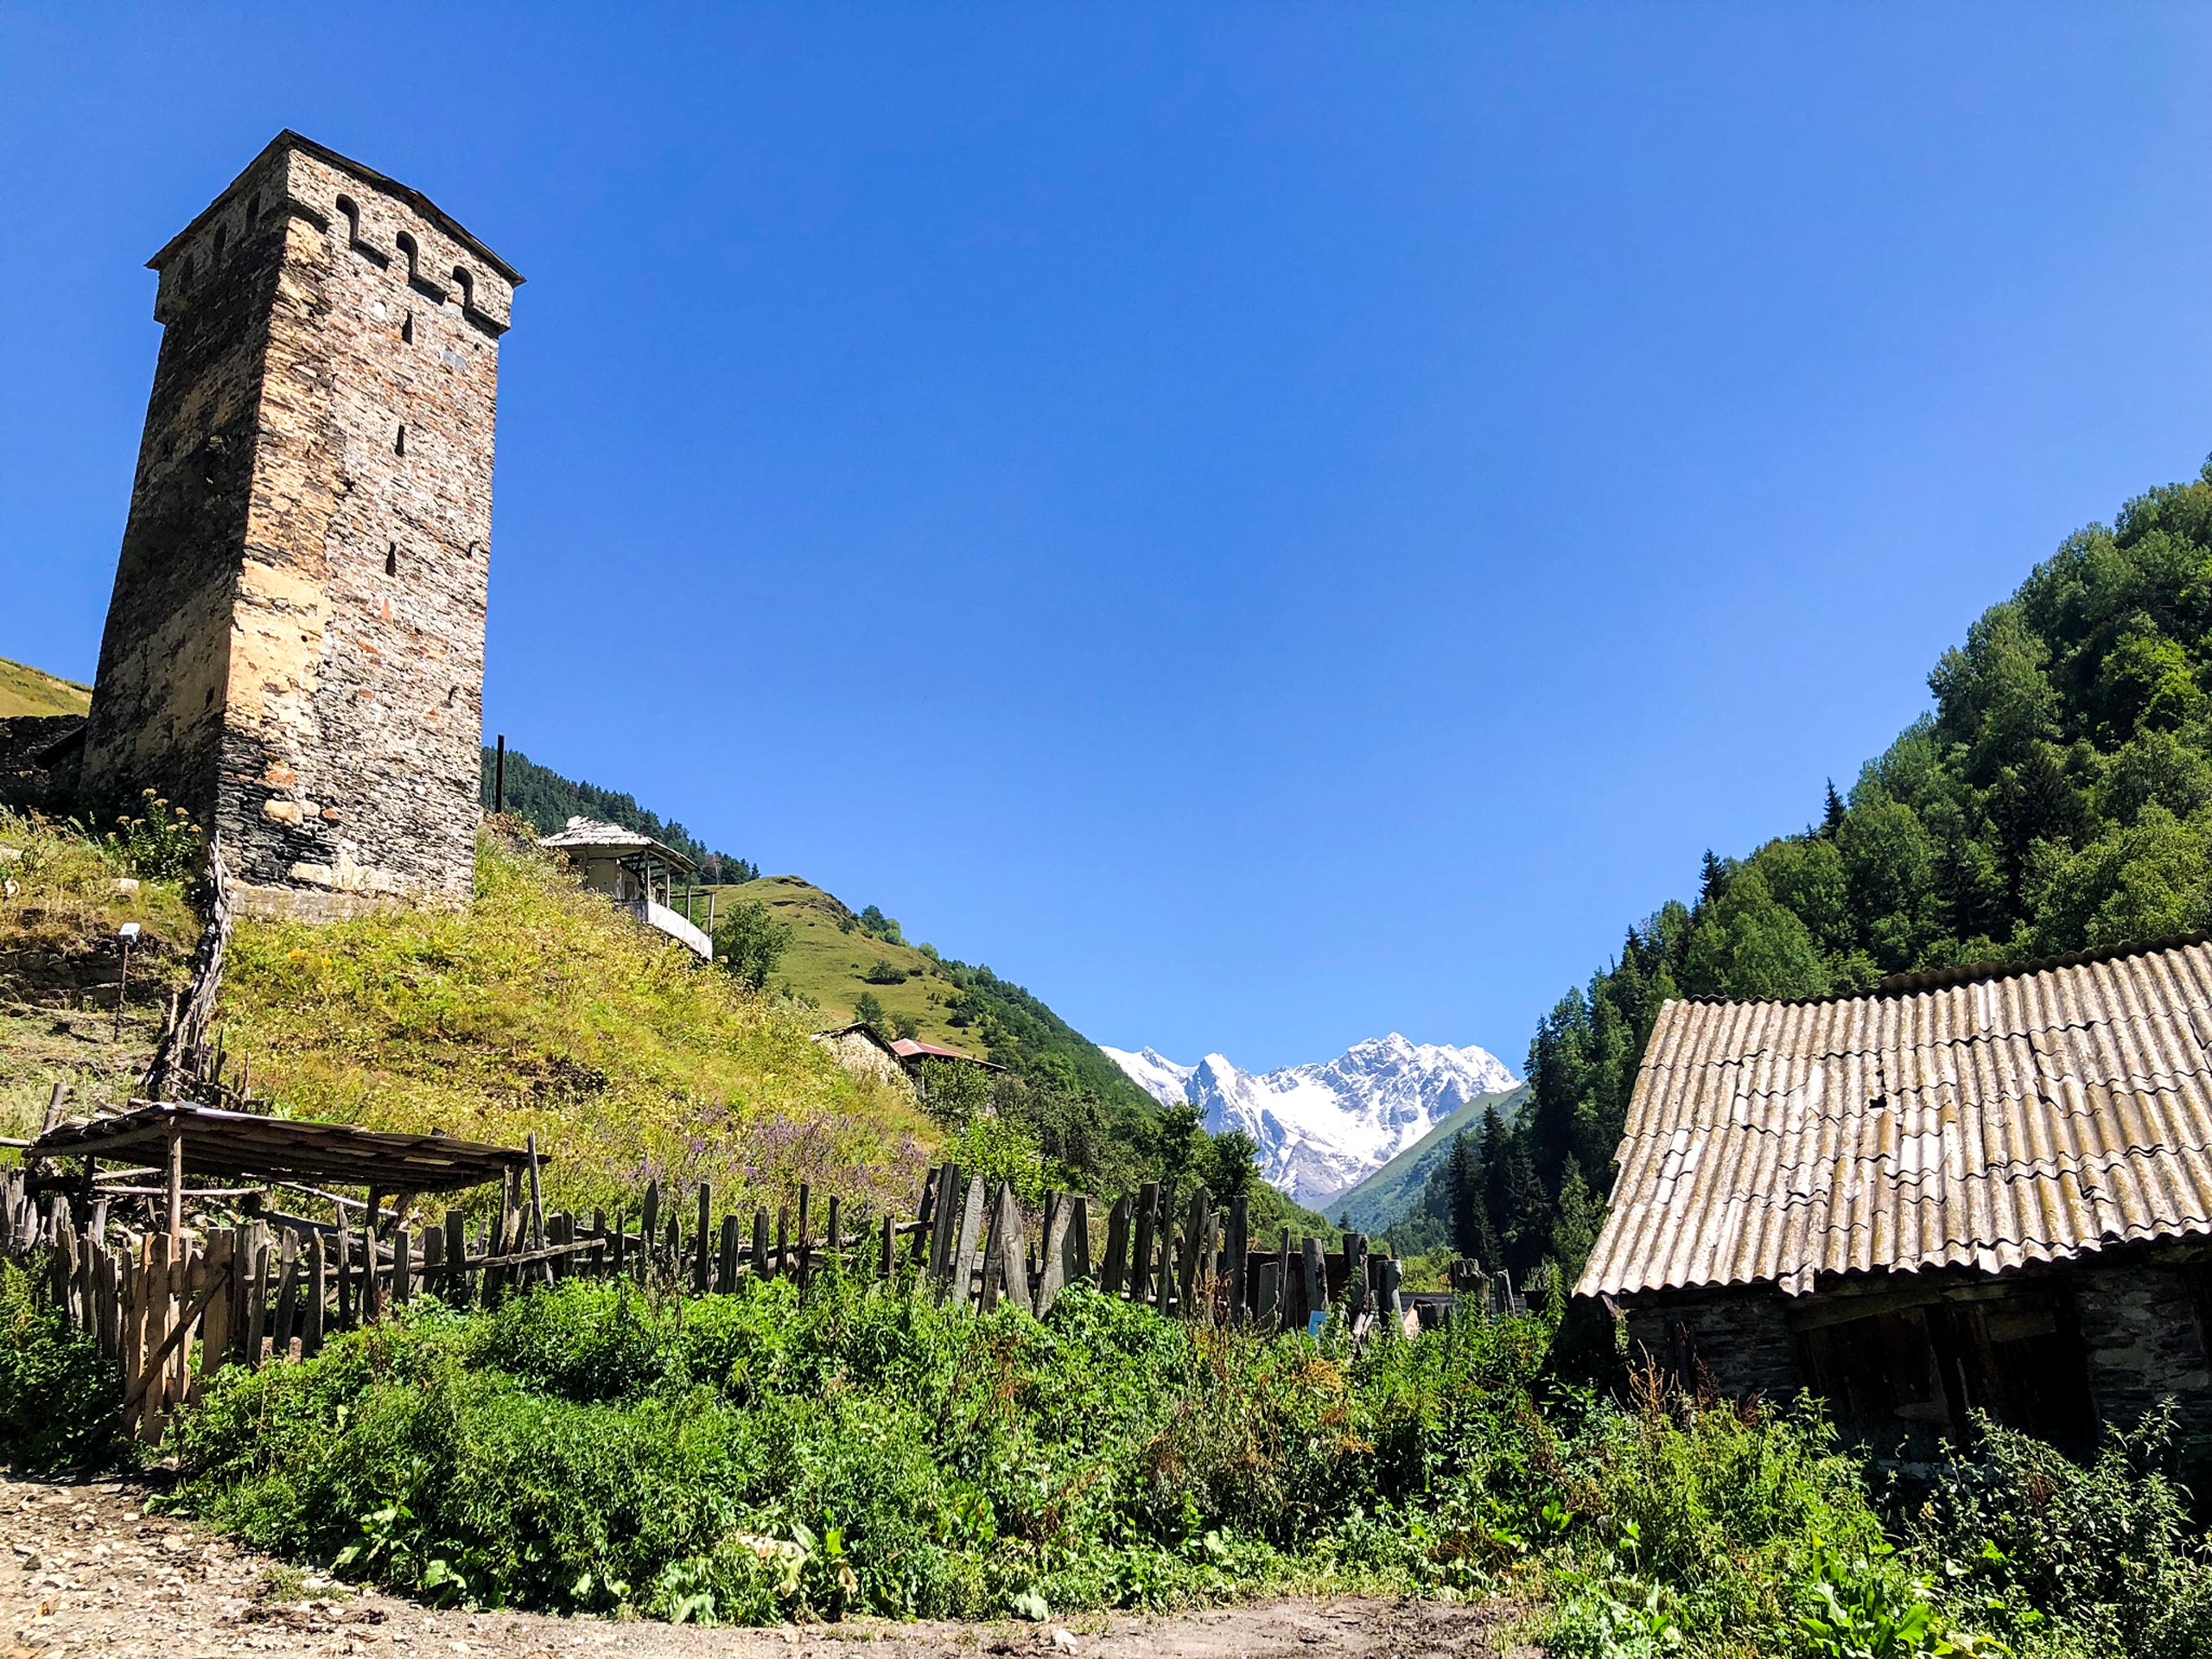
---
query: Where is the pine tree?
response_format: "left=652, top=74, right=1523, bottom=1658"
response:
left=1822, top=779, right=1847, bottom=838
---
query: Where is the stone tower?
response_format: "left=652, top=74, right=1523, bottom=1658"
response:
left=82, top=132, right=521, bottom=919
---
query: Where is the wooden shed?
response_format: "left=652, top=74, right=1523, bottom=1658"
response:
left=1579, top=936, right=2212, bottom=1455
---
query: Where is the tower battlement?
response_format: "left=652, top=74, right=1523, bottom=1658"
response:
left=83, top=133, right=523, bottom=919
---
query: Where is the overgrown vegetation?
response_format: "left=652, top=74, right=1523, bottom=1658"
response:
left=0, top=1259, right=129, bottom=1475
left=1449, top=461, right=2212, bottom=1288
left=98, top=1267, right=2202, bottom=1655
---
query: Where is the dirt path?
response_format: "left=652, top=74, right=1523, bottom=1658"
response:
left=1, top=1475, right=1535, bottom=1659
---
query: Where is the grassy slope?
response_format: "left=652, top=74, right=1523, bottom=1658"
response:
left=711, top=875, right=978, bottom=1051
left=0, top=656, right=91, bottom=719
left=0, top=809, right=200, bottom=1135
left=1327, top=1083, right=1527, bottom=1232
left=219, top=836, right=931, bottom=1216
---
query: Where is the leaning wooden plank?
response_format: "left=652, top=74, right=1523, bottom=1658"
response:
left=199, top=1230, right=234, bottom=1382
left=751, top=1208, right=770, bottom=1281
left=1128, top=1183, right=1158, bottom=1304
left=949, top=1175, right=988, bottom=1308
left=391, top=1227, right=412, bottom=1308
left=1036, top=1194, right=1071, bottom=1314
left=124, top=1259, right=227, bottom=1410
left=137, top=1235, right=172, bottom=1442
left=1067, top=1194, right=1091, bottom=1284
left=1254, top=1260, right=1281, bottom=1330
left=1101, top=1197, right=1131, bottom=1295
left=927, top=1163, right=963, bottom=1283
left=1224, top=1193, right=1249, bottom=1326
left=423, top=1222, right=445, bottom=1300
left=243, top=1225, right=270, bottom=1362
left=1155, top=1216, right=1179, bottom=1316
left=446, top=1209, right=470, bottom=1308
left=304, top=1230, right=327, bottom=1356
left=272, top=1230, right=302, bottom=1358
left=1301, top=1236, right=1329, bottom=1329
left=994, top=1185, right=1033, bottom=1316
left=694, top=1185, right=712, bottom=1294
left=719, top=1213, right=741, bottom=1294
left=1177, top=1186, right=1211, bottom=1320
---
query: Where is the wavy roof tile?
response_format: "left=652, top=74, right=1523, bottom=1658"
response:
left=1578, top=936, right=2212, bottom=1300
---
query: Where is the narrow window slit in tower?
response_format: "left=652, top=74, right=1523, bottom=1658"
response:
left=394, top=424, right=405, bottom=456
left=386, top=543, right=398, bottom=576
left=402, top=311, right=415, bottom=344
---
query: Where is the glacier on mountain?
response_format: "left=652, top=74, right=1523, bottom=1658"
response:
left=1099, top=1034, right=1518, bottom=1207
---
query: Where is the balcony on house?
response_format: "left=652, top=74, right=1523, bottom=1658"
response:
left=538, top=817, right=715, bottom=960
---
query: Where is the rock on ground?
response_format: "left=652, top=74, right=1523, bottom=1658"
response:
left=1, top=1474, right=1535, bottom=1658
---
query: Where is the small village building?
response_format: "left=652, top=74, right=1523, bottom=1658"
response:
left=810, top=1025, right=1004, bottom=1100
left=539, top=817, right=712, bottom=959
left=812, top=1022, right=915, bottom=1096
left=1579, top=936, right=2212, bottom=1458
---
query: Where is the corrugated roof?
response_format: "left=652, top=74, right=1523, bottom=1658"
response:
left=891, top=1038, right=1005, bottom=1071
left=1577, top=937, right=2212, bottom=1300
left=539, top=817, right=696, bottom=872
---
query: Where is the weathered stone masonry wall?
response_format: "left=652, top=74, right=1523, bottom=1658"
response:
left=1621, top=1285, right=1802, bottom=1396
left=83, top=137, right=516, bottom=920
left=2072, top=1248, right=2212, bottom=1453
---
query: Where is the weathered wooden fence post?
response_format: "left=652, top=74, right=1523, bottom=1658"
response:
left=1129, top=1183, right=1159, bottom=1305
left=1224, top=1193, right=1249, bottom=1325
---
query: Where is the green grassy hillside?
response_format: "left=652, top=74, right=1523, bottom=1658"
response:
left=0, top=656, right=91, bottom=719
left=706, top=875, right=1153, bottom=1113
left=216, top=836, right=931, bottom=1216
left=715, top=875, right=974, bottom=1049
left=1328, top=1084, right=1525, bottom=1233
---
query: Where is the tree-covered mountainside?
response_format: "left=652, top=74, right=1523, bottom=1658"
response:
left=1327, top=1084, right=1525, bottom=1235
left=1462, top=461, right=2212, bottom=1293
left=480, top=744, right=757, bottom=880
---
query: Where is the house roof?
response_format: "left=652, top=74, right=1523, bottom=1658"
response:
left=539, top=817, right=696, bottom=873
left=1578, top=935, right=2212, bottom=1301
left=26, top=1101, right=533, bottom=1192
left=891, top=1038, right=1005, bottom=1071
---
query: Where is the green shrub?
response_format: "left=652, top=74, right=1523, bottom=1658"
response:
left=0, top=1257, right=129, bottom=1475
left=167, top=1274, right=1554, bottom=1623
left=1910, top=1407, right=2212, bottom=1659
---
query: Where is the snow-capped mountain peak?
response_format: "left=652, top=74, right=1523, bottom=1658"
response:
left=1100, top=1033, right=1517, bottom=1207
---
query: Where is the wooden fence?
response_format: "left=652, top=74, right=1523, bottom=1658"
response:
left=2, top=1154, right=1515, bottom=1446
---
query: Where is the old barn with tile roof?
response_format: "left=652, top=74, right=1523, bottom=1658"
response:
left=1580, top=935, right=2212, bottom=1452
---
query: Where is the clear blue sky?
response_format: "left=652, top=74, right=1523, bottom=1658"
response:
left=6, top=7, right=2212, bottom=1073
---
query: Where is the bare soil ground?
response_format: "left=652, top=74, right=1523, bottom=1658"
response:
left=1, top=1475, right=1536, bottom=1659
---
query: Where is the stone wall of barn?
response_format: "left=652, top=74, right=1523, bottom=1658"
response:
left=1618, top=1285, right=1802, bottom=1397
left=2072, top=1248, right=2212, bottom=1455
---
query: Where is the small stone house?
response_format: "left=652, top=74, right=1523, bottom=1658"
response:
left=812, top=1022, right=915, bottom=1096
left=1579, top=936, right=2212, bottom=1456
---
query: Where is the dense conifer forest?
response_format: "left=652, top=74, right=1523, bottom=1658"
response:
left=480, top=744, right=758, bottom=880
left=1421, top=463, right=2212, bottom=1290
